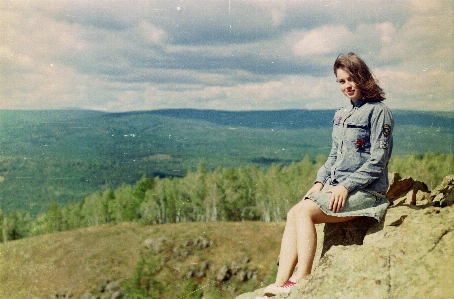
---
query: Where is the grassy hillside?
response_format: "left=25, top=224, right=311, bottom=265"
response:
left=0, top=109, right=452, bottom=215
left=0, top=221, right=285, bottom=299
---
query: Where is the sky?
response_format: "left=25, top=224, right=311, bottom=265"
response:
left=1, top=0, right=453, bottom=112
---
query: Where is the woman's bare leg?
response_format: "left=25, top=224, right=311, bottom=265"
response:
left=274, top=210, right=299, bottom=285
left=275, top=199, right=357, bottom=285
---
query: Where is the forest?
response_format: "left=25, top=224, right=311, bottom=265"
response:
left=1, top=152, right=452, bottom=242
left=0, top=109, right=453, bottom=242
left=0, top=109, right=453, bottom=215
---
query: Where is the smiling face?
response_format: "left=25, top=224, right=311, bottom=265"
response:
left=336, top=68, right=362, bottom=103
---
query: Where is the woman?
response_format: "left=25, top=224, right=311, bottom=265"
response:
left=258, top=52, right=394, bottom=297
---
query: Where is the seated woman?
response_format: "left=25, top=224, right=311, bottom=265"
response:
left=258, top=52, right=394, bottom=298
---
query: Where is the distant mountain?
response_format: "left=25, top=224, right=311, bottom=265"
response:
left=122, top=109, right=336, bottom=129
left=0, top=109, right=452, bottom=215
left=115, top=108, right=454, bottom=130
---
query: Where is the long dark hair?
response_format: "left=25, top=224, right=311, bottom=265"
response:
left=334, top=52, right=385, bottom=102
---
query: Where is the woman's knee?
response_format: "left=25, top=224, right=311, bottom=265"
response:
left=287, top=199, right=315, bottom=219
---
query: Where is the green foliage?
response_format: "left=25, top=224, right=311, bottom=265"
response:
left=3, top=211, right=31, bottom=241
left=123, top=258, right=165, bottom=299
left=1, top=153, right=453, bottom=243
left=133, top=176, right=155, bottom=200
left=46, top=201, right=62, bottom=233
left=178, top=281, right=204, bottom=299
left=0, top=207, right=6, bottom=243
left=1, top=109, right=452, bottom=216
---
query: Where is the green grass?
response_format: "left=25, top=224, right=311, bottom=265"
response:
left=0, top=221, right=285, bottom=299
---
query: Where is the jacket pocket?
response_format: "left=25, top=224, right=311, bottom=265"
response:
left=345, top=122, right=370, bottom=151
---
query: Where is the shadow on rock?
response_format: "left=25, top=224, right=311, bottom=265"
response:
left=320, top=217, right=377, bottom=257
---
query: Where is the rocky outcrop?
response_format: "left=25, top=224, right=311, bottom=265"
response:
left=387, top=172, right=431, bottom=205
left=79, top=280, right=125, bottom=299
left=237, top=174, right=454, bottom=299
left=431, top=175, right=454, bottom=207
left=215, top=257, right=258, bottom=283
left=75, top=234, right=257, bottom=298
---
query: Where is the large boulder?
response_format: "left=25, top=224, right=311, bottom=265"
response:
left=237, top=175, right=454, bottom=299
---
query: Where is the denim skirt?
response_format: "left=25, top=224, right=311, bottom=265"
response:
left=308, top=185, right=390, bottom=222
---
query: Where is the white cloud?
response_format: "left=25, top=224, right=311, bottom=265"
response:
left=0, top=0, right=452, bottom=112
left=376, top=22, right=396, bottom=45
left=136, top=21, right=167, bottom=45
left=293, top=26, right=353, bottom=56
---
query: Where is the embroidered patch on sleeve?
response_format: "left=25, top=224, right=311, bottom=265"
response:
left=380, top=141, right=389, bottom=149
left=383, top=124, right=391, bottom=137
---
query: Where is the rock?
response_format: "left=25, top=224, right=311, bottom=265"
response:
left=387, top=173, right=414, bottom=200
left=237, top=269, right=248, bottom=281
left=246, top=269, right=256, bottom=280
left=111, top=289, right=126, bottom=299
left=320, top=217, right=375, bottom=257
left=199, top=261, right=209, bottom=271
left=195, top=270, right=206, bottom=278
left=431, top=175, right=454, bottom=196
left=404, top=181, right=430, bottom=205
left=79, top=293, right=97, bottom=299
left=387, top=173, right=429, bottom=204
left=182, top=239, right=193, bottom=247
left=431, top=175, right=454, bottom=207
left=194, top=236, right=212, bottom=249
left=212, top=257, right=258, bottom=284
left=185, top=266, right=196, bottom=279
left=184, top=261, right=210, bottom=278
left=49, top=292, right=73, bottom=299
left=294, top=245, right=390, bottom=298
left=416, top=190, right=431, bottom=205
left=216, top=265, right=232, bottom=282
left=49, top=293, right=73, bottom=298
left=171, top=236, right=213, bottom=260
left=86, top=280, right=125, bottom=299
left=143, top=237, right=168, bottom=253
left=104, top=281, right=120, bottom=293
left=231, top=261, right=240, bottom=274
left=386, top=214, right=407, bottom=227
left=237, top=176, right=454, bottom=299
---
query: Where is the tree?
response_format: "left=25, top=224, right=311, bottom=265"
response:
left=113, top=184, right=141, bottom=222
left=62, top=201, right=84, bottom=230
left=139, top=190, right=161, bottom=224
left=204, top=169, right=225, bottom=222
left=30, top=213, right=47, bottom=236
left=46, top=201, right=62, bottom=233
left=162, top=178, right=178, bottom=223
left=133, top=175, right=155, bottom=200
left=0, top=207, right=6, bottom=242
left=124, top=258, right=164, bottom=299
left=5, top=211, right=31, bottom=240
left=102, top=189, right=115, bottom=223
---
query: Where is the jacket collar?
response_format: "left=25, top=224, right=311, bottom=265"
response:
left=351, top=98, right=367, bottom=108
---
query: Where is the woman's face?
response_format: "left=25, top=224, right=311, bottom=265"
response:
left=336, top=68, right=362, bottom=103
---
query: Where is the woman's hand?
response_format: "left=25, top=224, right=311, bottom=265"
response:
left=303, top=182, right=324, bottom=199
left=324, top=185, right=349, bottom=213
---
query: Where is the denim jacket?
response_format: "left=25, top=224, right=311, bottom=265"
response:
left=315, top=99, right=394, bottom=195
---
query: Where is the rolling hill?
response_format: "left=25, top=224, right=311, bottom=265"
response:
left=0, top=109, right=452, bottom=215
left=0, top=221, right=285, bottom=299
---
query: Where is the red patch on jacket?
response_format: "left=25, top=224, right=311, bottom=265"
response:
left=355, top=139, right=366, bottom=149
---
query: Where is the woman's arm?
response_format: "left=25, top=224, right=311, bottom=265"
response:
left=315, top=113, right=340, bottom=185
